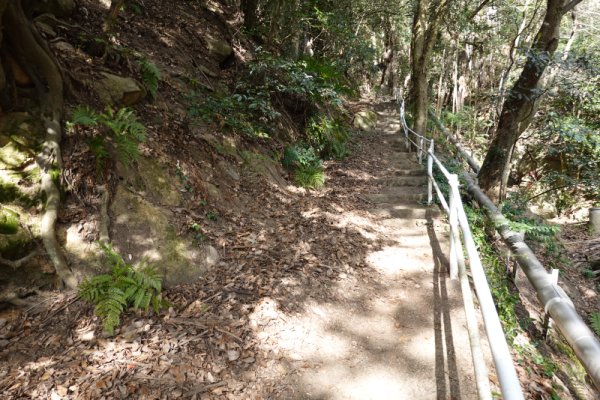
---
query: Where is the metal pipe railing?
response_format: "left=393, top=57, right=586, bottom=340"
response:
left=395, top=93, right=525, bottom=399
left=426, top=108, right=600, bottom=392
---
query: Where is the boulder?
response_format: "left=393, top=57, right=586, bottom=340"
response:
left=93, top=72, right=146, bottom=106
left=110, top=186, right=218, bottom=287
left=206, top=36, right=233, bottom=63
left=353, top=110, right=378, bottom=131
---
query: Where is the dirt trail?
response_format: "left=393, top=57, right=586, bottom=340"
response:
left=256, top=102, right=485, bottom=399
left=0, top=100, right=489, bottom=399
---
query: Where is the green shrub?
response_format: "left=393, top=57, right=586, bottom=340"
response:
left=294, top=164, right=325, bottom=189
left=139, top=58, right=161, bottom=98
left=282, top=144, right=321, bottom=171
left=79, top=244, right=166, bottom=335
left=306, top=115, right=350, bottom=159
left=70, top=106, right=146, bottom=168
left=282, top=144, right=325, bottom=189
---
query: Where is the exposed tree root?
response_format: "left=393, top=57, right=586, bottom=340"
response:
left=98, top=185, right=111, bottom=245
left=4, top=1, right=77, bottom=289
left=0, top=250, right=38, bottom=269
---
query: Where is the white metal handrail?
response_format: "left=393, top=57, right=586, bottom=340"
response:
left=395, top=94, right=525, bottom=400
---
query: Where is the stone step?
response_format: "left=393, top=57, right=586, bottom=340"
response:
left=390, top=168, right=426, bottom=176
left=381, top=186, right=427, bottom=196
left=378, top=176, right=427, bottom=186
left=369, top=204, right=442, bottom=219
left=364, top=192, right=426, bottom=203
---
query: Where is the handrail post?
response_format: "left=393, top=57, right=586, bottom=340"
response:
left=418, top=137, right=424, bottom=163
left=427, top=140, right=434, bottom=205
left=448, top=174, right=459, bottom=280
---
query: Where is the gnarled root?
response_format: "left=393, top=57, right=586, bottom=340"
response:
left=4, top=1, right=77, bottom=289
left=0, top=250, right=38, bottom=269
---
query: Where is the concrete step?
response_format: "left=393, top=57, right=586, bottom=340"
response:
left=389, top=168, right=426, bottom=176
left=369, top=204, right=442, bottom=219
left=378, top=176, right=427, bottom=186
left=364, top=192, right=426, bottom=203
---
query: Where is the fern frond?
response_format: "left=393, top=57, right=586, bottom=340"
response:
left=72, top=106, right=99, bottom=126
left=79, top=244, right=165, bottom=336
left=139, top=59, right=161, bottom=98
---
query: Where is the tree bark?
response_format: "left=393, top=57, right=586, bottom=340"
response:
left=408, top=0, right=451, bottom=136
left=2, top=0, right=77, bottom=289
left=241, top=0, right=259, bottom=31
left=478, top=0, right=584, bottom=201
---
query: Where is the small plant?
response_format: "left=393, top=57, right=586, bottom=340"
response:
left=206, top=211, right=219, bottom=221
left=70, top=106, right=146, bottom=169
left=294, top=164, right=325, bottom=189
left=306, top=115, right=350, bottom=159
left=79, top=244, right=166, bottom=335
left=282, top=144, right=326, bottom=189
left=583, top=268, right=595, bottom=279
left=139, top=58, right=160, bottom=98
left=590, top=312, right=600, bottom=337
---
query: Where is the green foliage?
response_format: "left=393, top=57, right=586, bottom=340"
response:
left=70, top=106, right=146, bottom=169
left=282, top=144, right=321, bottom=171
left=187, top=89, right=275, bottom=138
left=79, top=244, right=166, bottom=335
left=466, top=204, right=521, bottom=341
left=306, top=115, right=350, bottom=159
left=0, top=208, right=19, bottom=234
left=591, top=312, right=600, bottom=337
left=293, top=164, right=325, bottom=189
left=282, top=144, right=325, bottom=189
left=139, top=59, right=161, bottom=98
left=502, top=193, right=561, bottom=255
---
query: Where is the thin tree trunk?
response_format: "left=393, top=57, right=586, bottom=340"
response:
left=478, top=0, right=584, bottom=201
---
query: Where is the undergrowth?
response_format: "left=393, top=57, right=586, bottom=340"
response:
left=79, top=244, right=166, bottom=336
left=282, top=144, right=325, bottom=189
left=138, top=58, right=161, bottom=98
left=69, top=106, right=146, bottom=170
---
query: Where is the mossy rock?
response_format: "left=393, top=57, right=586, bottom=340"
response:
left=0, top=210, right=34, bottom=260
left=110, top=186, right=217, bottom=287
left=241, top=151, right=288, bottom=187
left=353, top=110, right=378, bottom=131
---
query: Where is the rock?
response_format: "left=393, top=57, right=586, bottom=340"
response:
left=34, top=21, right=57, bottom=38
left=353, top=110, right=378, bottom=131
left=206, top=36, right=233, bottom=63
left=93, top=72, right=146, bottom=106
left=110, top=185, right=217, bottom=287
left=218, top=160, right=240, bottom=181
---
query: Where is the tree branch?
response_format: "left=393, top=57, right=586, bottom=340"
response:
left=562, top=0, right=583, bottom=14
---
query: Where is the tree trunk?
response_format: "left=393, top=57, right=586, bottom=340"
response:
left=478, top=0, right=583, bottom=201
left=1, top=0, right=77, bottom=289
left=241, top=0, right=259, bottom=31
left=409, top=0, right=451, bottom=136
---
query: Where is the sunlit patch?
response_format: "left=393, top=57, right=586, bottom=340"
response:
left=98, top=0, right=111, bottom=9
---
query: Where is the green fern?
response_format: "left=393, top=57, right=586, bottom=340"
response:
left=139, top=58, right=160, bottom=98
left=71, top=106, right=99, bottom=126
left=591, top=312, right=600, bottom=337
left=78, top=244, right=166, bottom=335
left=294, top=164, right=325, bottom=189
left=70, top=106, right=146, bottom=169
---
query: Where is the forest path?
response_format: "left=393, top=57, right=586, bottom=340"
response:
left=263, top=101, right=485, bottom=399
left=0, top=100, right=489, bottom=399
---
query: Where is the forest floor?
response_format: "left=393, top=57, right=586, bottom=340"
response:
left=0, top=101, right=484, bottom=399
left=0, top=101, right=597, bottom=400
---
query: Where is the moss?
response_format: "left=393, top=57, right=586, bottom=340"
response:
left=0, top=178, right=41, bottom=207
left=0, top=208, right=19, bottom=234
